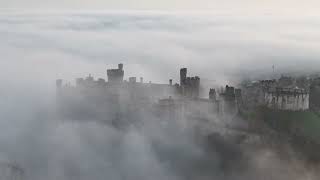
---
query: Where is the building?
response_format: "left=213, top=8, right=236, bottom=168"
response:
left=209, top=89, right=216, bottom=101
left=264, top=87, right=309, bottom=111
left=309, top=77, right=320, bottom=111
left=107, top=63, right=124, bottom=83
left=242, top=77, right=310, bottom=111
left=56, top=64, right=243, bottom=128
left=179, top=68, right=200, bottom=98
left=56, top=63, right=177, bottom=125
left=219, top=85, right=242, bottom=116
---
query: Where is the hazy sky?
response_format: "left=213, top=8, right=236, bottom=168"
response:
left=1, top=12, right=320, bottom=88
left=1, top=0, right=319, bottom=14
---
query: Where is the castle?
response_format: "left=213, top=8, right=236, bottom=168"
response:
left=56, top=64, right=242, bottom=128
left=57, top=64, right=317, bottom=128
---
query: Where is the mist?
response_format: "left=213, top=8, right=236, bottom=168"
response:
left=1, top=11, right=320, bottom=179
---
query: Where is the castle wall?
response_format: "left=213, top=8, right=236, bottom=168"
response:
left=264, top=92, right=309, bottom=111
left=242, top=79, right=310, bottom=112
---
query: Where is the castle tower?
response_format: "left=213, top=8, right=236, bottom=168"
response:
left=180, top=68, right=187, bottom=86
left=194, top=76, right=200, bottom=98
left=129, top=77, right=136, bottom=83
left=219, top=85, right=238, bottom=117
left=107, top=63, right=124, bottom=83
left=118, top=63, right=123, bottom=70
left=179, top=68, right=200, bottom=98
left=209, top=88, right=216, bottom=101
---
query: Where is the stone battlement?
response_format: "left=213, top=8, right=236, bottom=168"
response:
left=267, top=87, right=308, bottom=96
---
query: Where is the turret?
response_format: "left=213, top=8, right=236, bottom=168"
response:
left=180, top=68, right=187, bottom=86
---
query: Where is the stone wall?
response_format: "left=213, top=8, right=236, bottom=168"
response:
left=264, top=88, right=309, bottom=111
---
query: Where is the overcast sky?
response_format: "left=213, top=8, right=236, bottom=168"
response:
left=1, top=0, right=319, bottom=14
left=1, top=12, right=320, bottom=87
